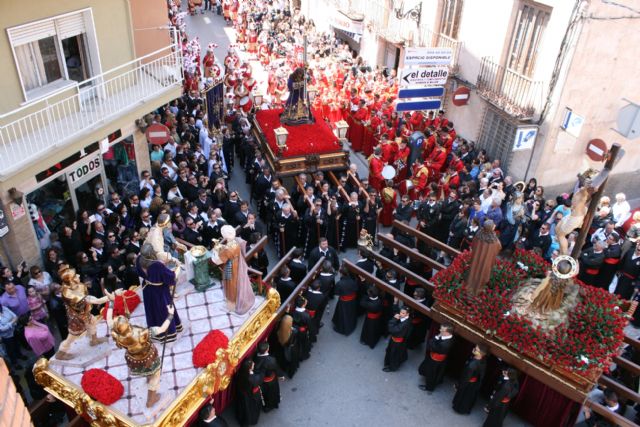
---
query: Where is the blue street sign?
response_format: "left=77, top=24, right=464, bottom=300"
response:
left=395, top=100, right=442, bottom=112
left=398, top=87, right=445, bottom=99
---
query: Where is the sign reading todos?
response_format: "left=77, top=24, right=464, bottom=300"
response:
left=403, top=47, right=453, bottom=66
left=67, top=155, right=101, bottom=184
left=400, top=67, right=449, bottom=87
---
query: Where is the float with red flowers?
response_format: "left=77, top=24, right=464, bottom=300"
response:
left=432, top=249, right=627, bottom=391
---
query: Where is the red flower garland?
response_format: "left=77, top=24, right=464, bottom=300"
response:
left=432, top=250, right=626, bottom=376
left=80, top=369, right=124, bottom=405
left=192, top=330, right=229, bottom=368
left=101, top=290, right=142, bottom=320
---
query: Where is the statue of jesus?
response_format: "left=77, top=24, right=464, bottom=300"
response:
left=555, top=168, right=609, bottom=255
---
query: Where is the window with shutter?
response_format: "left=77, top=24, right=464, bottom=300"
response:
left=8, top=9, right=96, bottom=101
left=506, top=2, right=551, bottom=77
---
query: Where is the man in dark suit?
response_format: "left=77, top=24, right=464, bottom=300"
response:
left=202, top=211, right=225, bottom=247
left=240, top=212, right=265, bottom=241
left=195, top=189, right=213, bottom=213
left=394, top=195, right=414, bottom=223
left=275, top=266, right=297, bottom=302
left=234, top=201, right=251, bottom=227
left=525, top=223, right=552, bottom=257
left=183, top=217, right=204, bottom=245
left=254, top=341, right=285, bottom=413
left=308, top=237, right=339, bottom=270
left=198, top=403, right=228, bottom=427
left=288, top=248, right=308, bottom=283
left=355, top=248, right=375, bottom=274
left=223, top=191, right=241, bottom=224
left=383, top=306, right=412, bottom=372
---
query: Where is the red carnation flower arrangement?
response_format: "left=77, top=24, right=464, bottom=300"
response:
left=80, top=368, right=124, bottom=405
left=192, top=330, right=230, bottom=368
left=432, top=250, right=626, bottom=376
left=101, top=290, right=141, bottom=320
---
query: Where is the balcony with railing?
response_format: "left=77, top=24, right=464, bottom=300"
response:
left=476, top=56, right=544, bottom=120
left=0, top=44, right=182, bottom=178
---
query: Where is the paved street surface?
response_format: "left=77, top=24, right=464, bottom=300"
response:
left=184, top=10, right=530, bottom=427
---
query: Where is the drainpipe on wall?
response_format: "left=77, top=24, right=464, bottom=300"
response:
left=124, top=0, right=138, bottom=58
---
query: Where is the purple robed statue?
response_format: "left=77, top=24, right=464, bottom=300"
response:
left=137, top=243, right=183, bottom=343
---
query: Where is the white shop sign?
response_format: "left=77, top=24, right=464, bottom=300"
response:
left=399, top=67, right=449, bottom=87
left=66, top=155, right=102, bottom=184
left=403, top=47, right=452, bottom=66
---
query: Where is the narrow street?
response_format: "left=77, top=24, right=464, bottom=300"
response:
left=184, top=10, right=528, bottom=427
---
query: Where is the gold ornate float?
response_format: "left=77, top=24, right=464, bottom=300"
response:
left=34, top=288, right=281, bottom=427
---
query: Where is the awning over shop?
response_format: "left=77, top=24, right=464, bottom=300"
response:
left=333, top=28, right=361, bottom=53
left=331, top=10, right=363, bottom=52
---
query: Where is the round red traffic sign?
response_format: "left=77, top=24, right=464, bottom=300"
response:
left=145, top=123, right=171, bottom=145
left=452, top=86, right=471, bottom=106
left=586, top=138, right=608, bottom=162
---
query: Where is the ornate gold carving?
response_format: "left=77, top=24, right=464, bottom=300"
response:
left=34, top=289, right=283, bottom=427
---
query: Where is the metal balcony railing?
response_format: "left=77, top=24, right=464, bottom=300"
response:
left=476, top=56, right=544, bottom=119
left=0, top=44, right=182, bottom=177
left=419, top=27, right=463, bottom=74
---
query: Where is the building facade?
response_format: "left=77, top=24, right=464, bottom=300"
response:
left=301, top=0, right=640, bottom=187
left=0, top=0, right=182, bottom=268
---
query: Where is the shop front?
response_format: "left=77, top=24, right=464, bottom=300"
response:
left=25, top=129, right=141, bottom=253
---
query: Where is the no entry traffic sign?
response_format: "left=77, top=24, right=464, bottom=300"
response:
left=452, top=86, right=471, bottom=106
left=145, top=123, right=171, bottom=145
left=586, top=138, right=608, bottom=162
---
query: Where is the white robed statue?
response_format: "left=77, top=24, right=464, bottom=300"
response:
left=145, top=213, right=187, bottom=265
left=211, top=225, right=256, bottom=314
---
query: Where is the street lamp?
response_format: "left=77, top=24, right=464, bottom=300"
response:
left=335, top=120, right=349, bottom=145
left=274, top=126, right=289, bottom=154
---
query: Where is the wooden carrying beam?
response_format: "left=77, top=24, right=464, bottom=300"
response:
left=367, top=251, right=435, bottom=293
left=275, top=258, right=325, bottom=319
left=263, top=247, right=297, bottom=284
left=326, top=170, right=351, bottom=201
left=624, top=335, right=640, bottom=352
left=584, top=399, right=638, bottom=427
left=245, top=235, right=268, bottom=260
left=392, top=219, right=461, bottom=258
left=378, top=233, right=446, bottom=271
left=612, top=355, right=640, bottom=377
left=343, top=259, right=590, bottom=403
left=598, top=375, right=640, bottom=407
left=294, top=175, right=314, bottom=210
left=345, top=170, right=371, bottom=202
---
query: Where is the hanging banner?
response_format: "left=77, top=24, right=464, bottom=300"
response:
left=206, top=82, right=225, bottom=130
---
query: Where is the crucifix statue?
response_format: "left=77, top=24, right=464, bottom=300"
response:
left=553, top=143, right=622, bottom=257
left=280, top=35, right=315, bottom=126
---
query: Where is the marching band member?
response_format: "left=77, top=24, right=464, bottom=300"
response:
left=368, top=147, right=385, bottom=192
left=380, top=180, right=398, bottom=227
left=394, top=139, right=411, bottom=182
